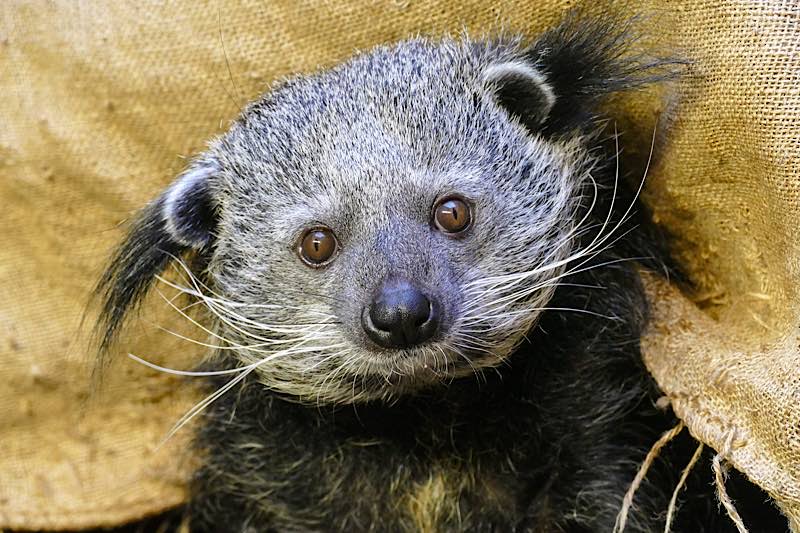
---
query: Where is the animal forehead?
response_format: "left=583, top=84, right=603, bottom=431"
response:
left=302, top=37, right=506, bottom=103
left=221, top=36, right=559, bottom=216
left=300, top=165, right=486, bottom=223
left=233, top=95, right=530, bottom=202
left=221, top=37, right=542, bottom=181
left=248, top=38, right=521, bottom=144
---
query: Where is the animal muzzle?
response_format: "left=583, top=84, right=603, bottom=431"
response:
left=362, top=277, right=440, bottom=349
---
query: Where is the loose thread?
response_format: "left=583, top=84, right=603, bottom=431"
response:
left=664, top=441, right=704, bottom=533
left=613, top=421, right=685, bottom=533
left=713, top=431, right=749, bottom=533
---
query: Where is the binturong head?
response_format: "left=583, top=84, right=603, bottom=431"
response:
left=95, top=15, right=673, bottom=404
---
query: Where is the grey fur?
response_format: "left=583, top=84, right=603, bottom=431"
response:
left=175, top=37, right=591, bottom=404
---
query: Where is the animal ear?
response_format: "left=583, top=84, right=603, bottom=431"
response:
left=94, top=160, right=219, bottom=356
left=162, top=161, right=219, bottom=248
left=483, top=60, right=556, bottom=131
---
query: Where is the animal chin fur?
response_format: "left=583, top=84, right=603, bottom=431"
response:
left=94, top=12, right=785, bottom=533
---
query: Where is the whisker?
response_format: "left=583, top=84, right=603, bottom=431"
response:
left=161, top=366, right=254, bottom=446
left=464, top=120, right=657, bottom=298
left=154, top=287, right=330, bottom=355
left=128, top=353, right=252, bottom=377
left=156, top=276, right=336, bottom=346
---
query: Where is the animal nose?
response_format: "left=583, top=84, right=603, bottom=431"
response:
left=362, top=279, right=439, bottom=349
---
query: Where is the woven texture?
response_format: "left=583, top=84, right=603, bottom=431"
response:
left=0, top=0, right=797, bottom=529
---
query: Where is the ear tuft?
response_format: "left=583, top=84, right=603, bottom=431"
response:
left=484, top=61, right=556, bottom=130
left=93, top=159, right=220, bottom=361
left=525, top=13, right=684, bottom=136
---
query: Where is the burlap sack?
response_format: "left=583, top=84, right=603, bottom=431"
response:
left=1, top=0, right=797, bottom=530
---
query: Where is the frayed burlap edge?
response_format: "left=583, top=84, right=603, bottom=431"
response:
left=641, top=273, right=800, bottom=532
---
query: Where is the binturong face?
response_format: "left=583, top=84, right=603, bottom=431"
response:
left=98, top=31, right=625, bottom=405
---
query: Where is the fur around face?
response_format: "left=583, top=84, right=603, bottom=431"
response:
left=95, top=13, right=785, bottom=533
left=98, top=14, right=671, bottom=405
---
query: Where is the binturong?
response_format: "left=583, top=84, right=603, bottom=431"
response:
left=94, top=13, right=783, bottom=533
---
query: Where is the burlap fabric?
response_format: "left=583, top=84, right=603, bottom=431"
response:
left=1, top=0, right=798, bottom=530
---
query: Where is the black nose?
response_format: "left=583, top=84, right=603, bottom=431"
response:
left=362, top=279, right=439, bottom=349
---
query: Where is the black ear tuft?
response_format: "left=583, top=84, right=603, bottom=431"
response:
left=93, top=161, right=219, bottom=362
left=510, top=12, right=683, bottom=137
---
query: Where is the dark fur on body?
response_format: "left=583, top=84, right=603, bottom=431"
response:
left=95, top=13, right=786, bottom=533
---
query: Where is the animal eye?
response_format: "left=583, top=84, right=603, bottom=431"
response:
left=433, top=196, right=472, bottom=235
left=298, top=227, right=338, bottom=267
